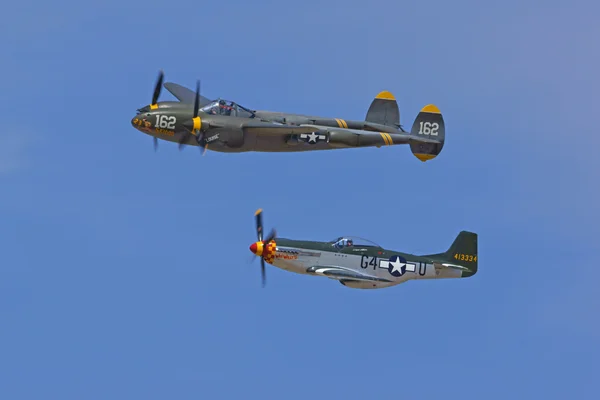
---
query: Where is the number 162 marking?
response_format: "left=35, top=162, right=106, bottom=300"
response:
left=418, top=122, right=439, bottom=136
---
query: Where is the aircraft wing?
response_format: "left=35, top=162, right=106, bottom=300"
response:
left=306, top=265, right=393, bottom=283
left=163, top=82, right=212, bottom=106
left=299, top=125, right=443, bottom=145
left=242, top=121, right=328, bottom=136
left=246, top=122, right=442, bottom=145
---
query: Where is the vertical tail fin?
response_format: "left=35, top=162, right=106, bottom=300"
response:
left=431, top=231, right=478, bottom=277
left=409, top=104, right=445, bottom=162
left=365, top=91, right=400, bottom=128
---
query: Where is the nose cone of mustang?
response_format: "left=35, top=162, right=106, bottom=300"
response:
left=249, top=242, right=258, bottom=254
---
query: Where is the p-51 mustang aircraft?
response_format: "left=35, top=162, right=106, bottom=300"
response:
left=130, top=71, right=446, bottom=161
left=250, top=209, right=478, bottom=288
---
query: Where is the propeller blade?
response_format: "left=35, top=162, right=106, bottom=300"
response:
left=177, top=131, right=190, bottom=150
left=193, top=80, right=200, bottom=119
left=263, top=228, right=277, bottom=245
left=152, top=70, right=164, bottom=106
left=153, top=137, right=158, bottom=152
left=178, top=79, right=204, bottom=153
left=255, top=209, right=263, bottom=242
left=177, top=131, right=207, bottom=152
left=252, top=208, right=275, bottom=288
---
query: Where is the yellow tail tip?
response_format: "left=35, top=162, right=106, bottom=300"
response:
left=414, top=153, right=437, bottom=162
left=375, top=91, right=395, bottom=100
left=421, top=104, right=441, bottom=114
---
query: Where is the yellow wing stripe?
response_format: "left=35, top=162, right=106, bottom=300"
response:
left=379, top=132, right=391, bottom=146
left=383, top=133, right=393, bottom=145
left=379, top=132, right=389, bottom=145
left=334, top=118, right=348, bottom=129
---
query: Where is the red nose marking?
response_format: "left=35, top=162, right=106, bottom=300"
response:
left=249, top=243, right=257, bottom=254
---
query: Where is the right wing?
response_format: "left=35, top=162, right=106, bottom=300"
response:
left=242, top=120, right=329, bottom=136
left=243, top=120, right=442, bottom=144
left=300, top=124, right=443, bottom=145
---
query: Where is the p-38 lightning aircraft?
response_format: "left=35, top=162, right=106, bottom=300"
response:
left=250, top=209, right=478, bottom=288
left=130, top=71, right=446, bottom=161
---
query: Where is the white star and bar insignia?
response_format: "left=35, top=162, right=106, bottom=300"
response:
left=379, top=255, right=416, bottom=277
left=300, top=132, right=327, bottom=144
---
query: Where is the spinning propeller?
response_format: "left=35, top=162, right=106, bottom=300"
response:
left=178, top=80, right=208, bottom=154
left=149, top=70, right=164, bottom=151
left=142, top=70, right=209, bottom=155
left=249, top=209, right=277, bottom=287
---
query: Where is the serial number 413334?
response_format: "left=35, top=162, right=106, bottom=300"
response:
left=454, top=253, right=477, bottom=262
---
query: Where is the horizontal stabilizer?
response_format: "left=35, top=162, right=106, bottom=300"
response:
left=365, top=91, right=400, bottom=128
left=439, top=263, right=471, bottom=271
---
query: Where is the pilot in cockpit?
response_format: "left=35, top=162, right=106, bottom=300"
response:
left=219, top=100, right=233, bottom=116
left=335, top=238, right=354, bottom=248
left=205, top=100, right=233, bottom=116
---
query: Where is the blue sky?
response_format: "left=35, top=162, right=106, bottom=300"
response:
left=1, top=0, right=599, bottom=398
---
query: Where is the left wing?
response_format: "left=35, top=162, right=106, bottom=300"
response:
left=163, top=82, right=212, bottom=106
left=306, top=265, right=393, bottom=283
left=246, top=121, right=442, bottom=146
left=301, top=125, right=442, bottom=145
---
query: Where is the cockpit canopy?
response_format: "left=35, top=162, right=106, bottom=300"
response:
left=199, top=99, right=255, bottom=118
left=331, top=236, right=382, bottom=249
